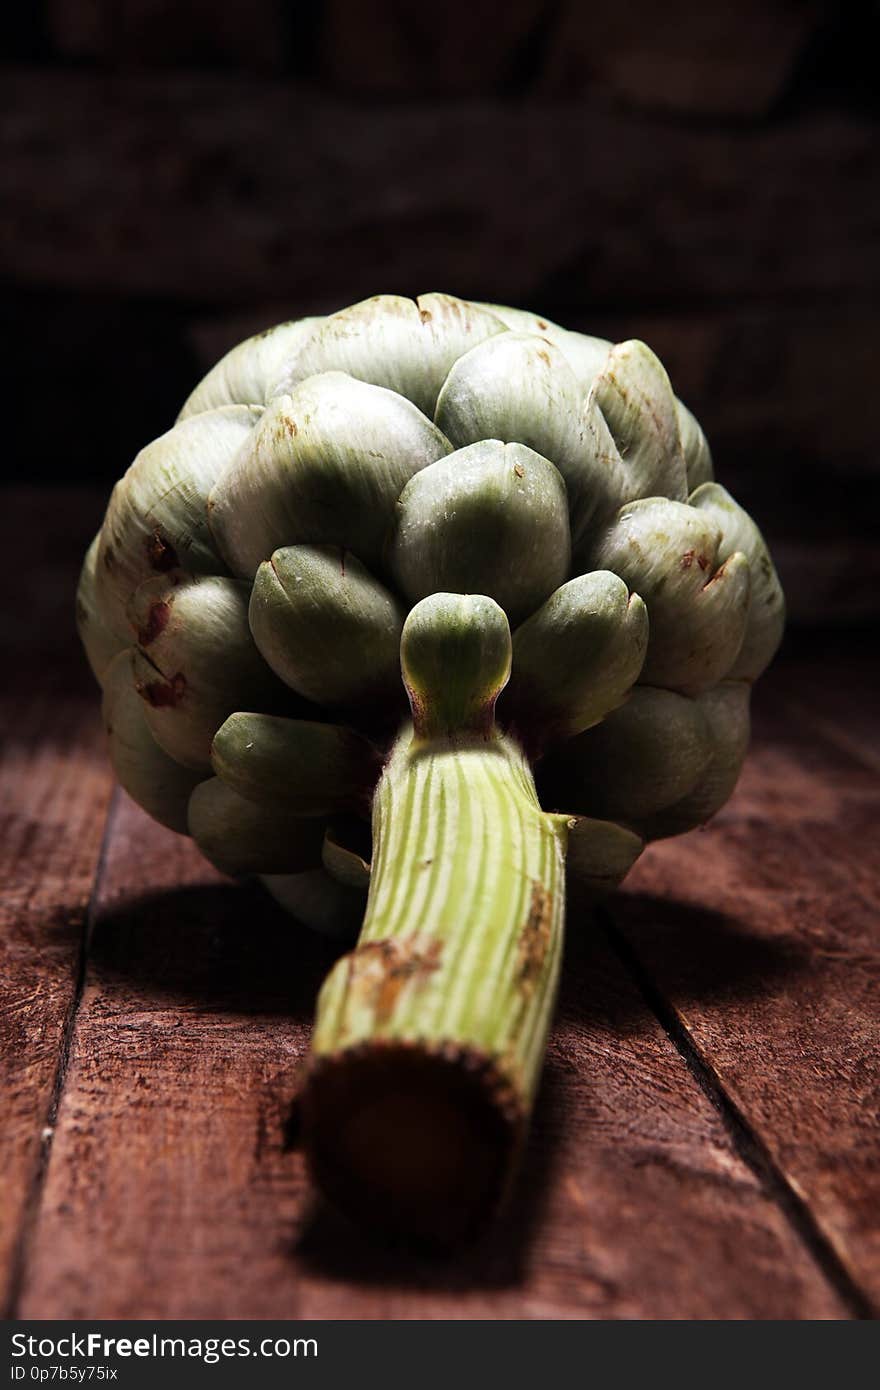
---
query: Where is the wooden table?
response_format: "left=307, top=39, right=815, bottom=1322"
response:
left=2, top=488, right=877, bottom=1320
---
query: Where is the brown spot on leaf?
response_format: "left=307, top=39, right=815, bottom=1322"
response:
left=680, top=549, right=710, bottom=572
left=513, top=463, right=525, bottom=478
left=517, top=881, right=553, bottom=992
left=282, top=415, right=298, bottom=437
left=537, top=319, right=548, bottom=331
left=136, top=671, right=187, bottom=708
left=419, top=308, right=433, bottom=323
left=136, top=599, right=171, bottom=647
left=536, top=348, right=551, bottom=366
left=146, top=528, right=178, bottom=572
left=346, top=935, right=443, bottom=1025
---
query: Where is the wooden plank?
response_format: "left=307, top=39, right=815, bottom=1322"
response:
left=0, top=488, right=115, bottom=1313
left=16, top=796, right=848, bottom=1318
left=2, top=70, right=877, bottom=309
left=607, top=667, right=880, bottom=1311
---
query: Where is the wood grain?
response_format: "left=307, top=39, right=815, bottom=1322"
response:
left=15, top=794, right=849, bottom=1318
left=608, top=656, right=880, bottom=1310
left=0, top=489, right=114, bottom=1313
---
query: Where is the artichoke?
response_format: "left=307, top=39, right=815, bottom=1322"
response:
left=77, top=293, right=784, bottom=1244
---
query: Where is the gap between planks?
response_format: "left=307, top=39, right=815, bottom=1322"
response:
left=3, top=791, right=120, bottom=1320
left=599, top=909, right=875, bottom=1320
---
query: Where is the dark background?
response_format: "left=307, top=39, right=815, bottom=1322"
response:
left=4, top=0, right=879, bottom=626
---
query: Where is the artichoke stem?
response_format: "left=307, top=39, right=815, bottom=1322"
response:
left=302, top=721, right=568, bottom=1245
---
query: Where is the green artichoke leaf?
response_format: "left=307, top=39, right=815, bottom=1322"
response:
left=391, top=440, right=571, bottom=627
left=322, top=822, right=372, bottom=891
left=274, top=293, right=507, bottom=419
left=472, top=302, right=612, bottom=388
left=690, top=483, right=785, bottom=680
left=584, top=340, right=688, bottom=523
left=564, top=816, right=645, bottom=898
left=400, top=593, right=512, bottom=740
left=187, top=776, right=326, bottom=876
left=587, top=496, right=751, bottom=695
left=128, top=572, right=290, bottom=771
left=101, top=650, right=203, bottom=833
left=260, top=868, right=366, bottom=940
left=505, top=572, right=648, bottom=746
left=77, top=534, right=127, bottom=684
left=210, top=712, right=380, bottom=817
left=177, top=317, right=323, bottom=420
left=249, top=544, right=405, bottom=710
left=434, top=332, right=596, bottom=543
left=537, top=685, right=713, bottom=826
left=95, top=405, right=261, bottom=640
left=207, top=372, right=451, bottom=578
left=635, top=680, right=751, bottom=840
left=676, top=400, right=714, bottom=490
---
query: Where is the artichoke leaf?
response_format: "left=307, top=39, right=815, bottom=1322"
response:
left=77, top=534, right=127, bottom=684
left=677, top=400, right=714, bottom=491
left=260, top=868, right=365, bottom=941
left=391, top=440, right=571, bottom=627
left=188, top=777, right=326, bottom=877
left=95, top=405, right=260, bottom=640
left=564, top=816, right=645, bottom=898
left=249, top=544, right=405, bottom=709
left=537, top=685, right=713, bottom=826
left=435, top=332, right=596, bottom=543
left=635, top=680, right=751, bottom=840
left=472, top=302, right=612, bottom=389
left=275, top=293, right=507, bottom=419
left=211, top=712, right=380, bottom=817
left=178, top=317, right=323, bottom=420
left=505, top=572, right=648, bottom=746
left=101, top=650, right=203, bottom=833
left=587, top=496, right=751, bottom=695
left=128, top=572, right=290, bottom=771
left=322, top=822, right=372, bottom=891
left=585, top=340, right=688, bottom=521
left=207, top=372, right=451, bottom=578
left=690, top=483, right=785, bottom=681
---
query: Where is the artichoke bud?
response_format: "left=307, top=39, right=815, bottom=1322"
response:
left=588, top=496, right=751, bottom=695
left=101, top=650, right=203, bottom=833
left=505, top=572, right=648, bottom=747
left=690, top=482, right=785, bottom=680
left=248, top=544, right=405, bottom=711
left=401, top=593, right=511, bottom=740
left=391, top=440, right=571, bottom=625
left=207, top=373, right=451, bottom=578
left=635, top=680, right=751, bottom=840
left=210, top=712, right=380, bottom=817
left=95, top=405, right=260, bottom=641
left=585, top=340, right=688, bottom=523
left=274, top=293, right=507, bottom=419
left=128, top=571, right=288, bottom=771
left=538, top=685, right=713, bottom=827
left=178, top=318, right=322, bottom=420
left=434, top=332, right=595, bottom=544
left=676, top=400, right=714, bottom=491
left=77, top=534, right=126, bottom=684
left=187, top=776, right=326, bottom=877
left=565, top=816, right=645, bottom=899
